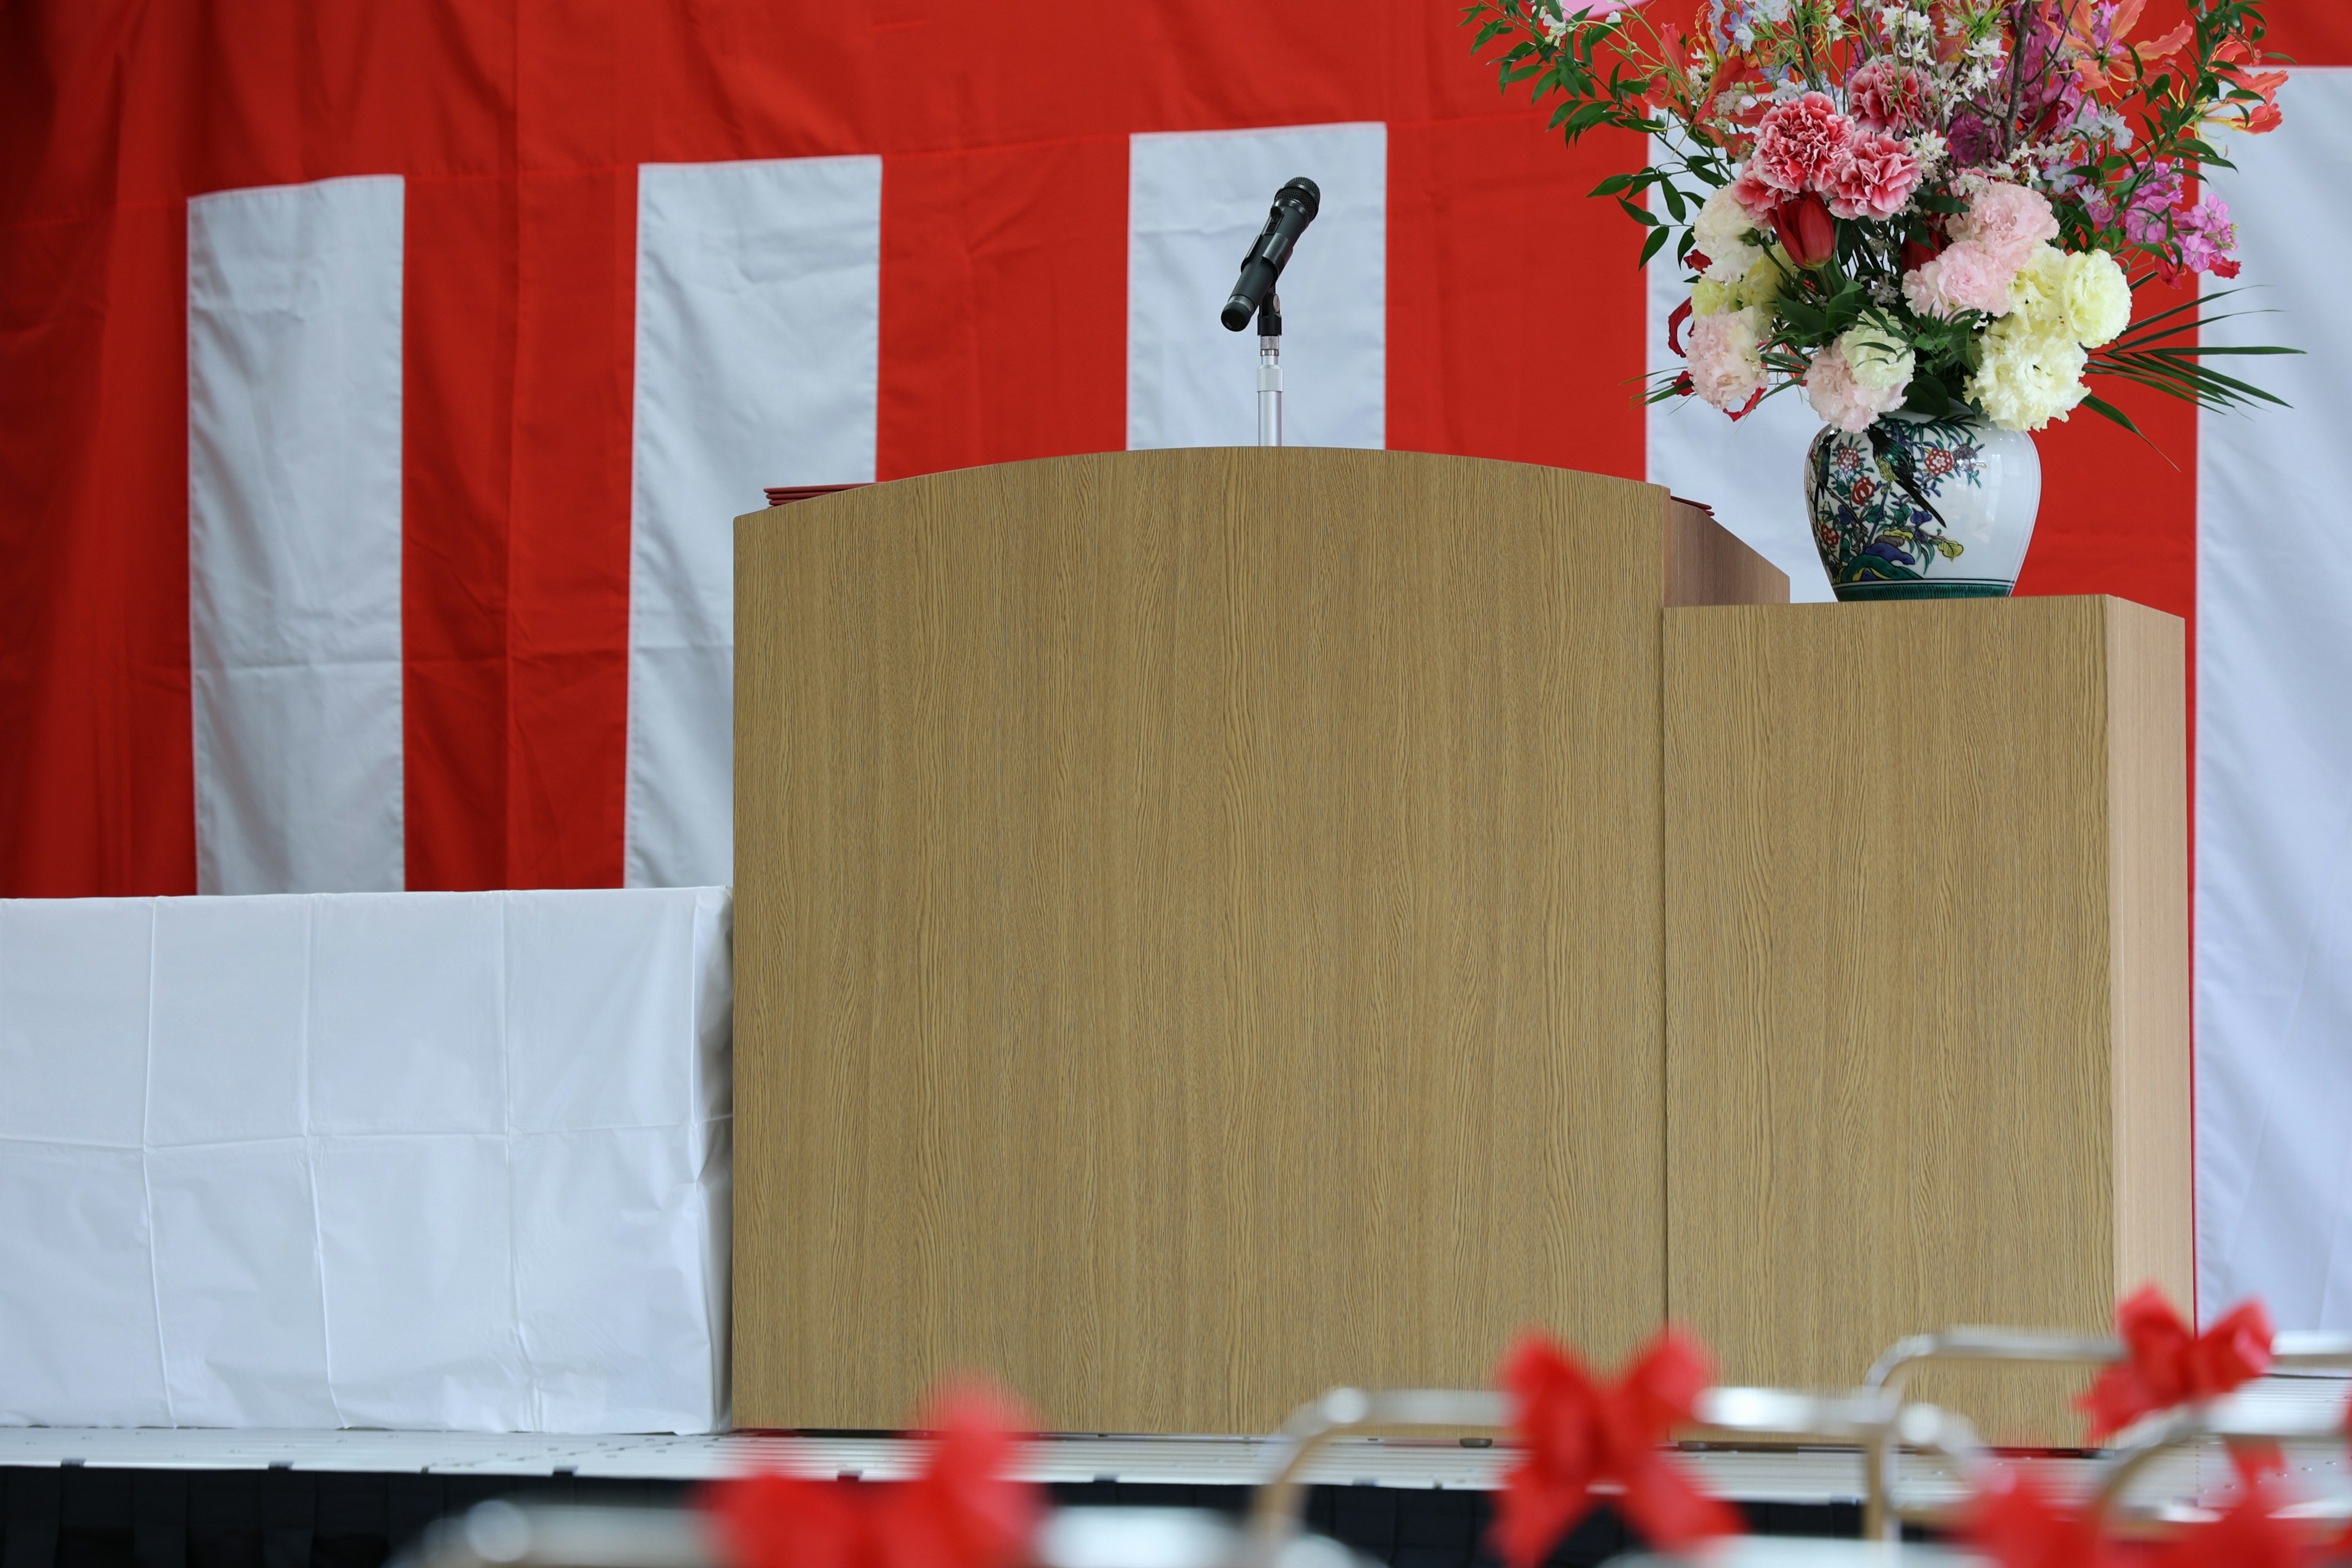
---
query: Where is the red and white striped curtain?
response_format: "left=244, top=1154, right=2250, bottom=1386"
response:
left=2, top=2, right=2348, bottom=1327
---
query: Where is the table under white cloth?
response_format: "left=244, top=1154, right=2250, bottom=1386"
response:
left=0, top=888, right=731, bottom=1434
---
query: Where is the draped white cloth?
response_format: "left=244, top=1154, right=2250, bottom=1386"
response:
left=0, top=888, right=731, bottom=1433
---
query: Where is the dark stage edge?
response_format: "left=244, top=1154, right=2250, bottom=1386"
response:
left=0, top=1469, right=1866, bottom=1568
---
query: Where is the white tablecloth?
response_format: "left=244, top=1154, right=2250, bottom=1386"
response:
left=0, top=888, right=731, bottom=1433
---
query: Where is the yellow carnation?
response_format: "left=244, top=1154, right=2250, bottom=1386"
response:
left=1691, top=280, right=1742, bottom=317
left=2059, top=250, right=2132, bottom=348
left=1838, top=323, right=1915, bottom=393
left=2002, top=245, right=2070, bottom=328
left=1968, top=313, right=2090, bottom=432
left=1739, top=252, right=1787, bottom=311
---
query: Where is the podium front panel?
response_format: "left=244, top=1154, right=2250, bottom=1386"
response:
left=733, top=448, right=1777, bottom=1433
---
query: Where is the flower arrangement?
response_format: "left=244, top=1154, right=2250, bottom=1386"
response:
left=1464, top=0, right=2293, bottom=437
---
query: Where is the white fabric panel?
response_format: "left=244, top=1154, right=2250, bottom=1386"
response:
left=1643, top=152, right=1835, bottom=600
left=507, top=889, right=698, bottom=1131
left=628, top=157, right=881, bottom=890
left=0, top=1144, right=170, bottom=1426
left=316, top=1133, right=530, bottom=1429
left=2196, top=72, right=2352, bottom=1330
left=148, top=1141, right=340, bottom=1427
left=188, top=176, right=406, bottom=895
left=512, top=1125, right=723, bottom=1433
left=1128, top=123, right=1387, bottom=451
left=0, top=899, right=154, bottom=1148
left=0, top=888, right=733, bottom=1433
left=148, top=895, right=309, bottom=1147
left=309, top=893, right=507, bottom=1135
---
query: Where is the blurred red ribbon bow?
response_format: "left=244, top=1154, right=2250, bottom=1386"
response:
left=2077, top=1287, right=2275, bottom=1443
left=707, top=1386, right=1039, bottom=1568
left=1967, top=1466, right=2122, bottom=1568
left=1491, top=1328, right=1739, bottom=1568
left=2158, top=1487, right=2309, bottom=1568
left=1973, top=1464, right=2309, bottom=1568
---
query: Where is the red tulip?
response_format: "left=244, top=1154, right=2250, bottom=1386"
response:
left=1770, top=193, right=1838, bottom=268
left=1900, top=235, right=1945, bottom=274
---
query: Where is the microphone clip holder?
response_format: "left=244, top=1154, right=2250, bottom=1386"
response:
left=1256, top=293, right=1283, bottom=448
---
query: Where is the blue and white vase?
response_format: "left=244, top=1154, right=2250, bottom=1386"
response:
left=1803, top=410, right=2041, bottom=600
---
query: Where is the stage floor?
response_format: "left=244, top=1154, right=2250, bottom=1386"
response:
left=0, top=1425, right=2323, bottom=1510
left=6, top=1375, right=2345, bottom=1509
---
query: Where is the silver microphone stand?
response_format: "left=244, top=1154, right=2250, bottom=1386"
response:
left=1256, top=293, right=1282, bottom=448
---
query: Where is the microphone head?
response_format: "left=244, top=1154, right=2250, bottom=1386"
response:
left=1220, top=295, right=1257, bottom=332
left=1276, top=176, right=1321, bottom=219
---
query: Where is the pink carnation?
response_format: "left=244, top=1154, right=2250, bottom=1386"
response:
left=1828, top=132, right=1921, bottom=221
left=1804, top=343, right=1905, bottom=434
left=1687, top=311, right=1767, bottom=413
left=1948, top=182, right=2060, bottom=266
left=1731, top=162, right=1787, bottom=222
left=1902, top=240, right=2018, bottom=318
left=1847, top=61, right=1931, bottom=135
left=1752, top=92, right=1855, bottom=194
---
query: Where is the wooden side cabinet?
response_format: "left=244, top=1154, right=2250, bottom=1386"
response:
left=1661, top=597, right=2190, bottom=1438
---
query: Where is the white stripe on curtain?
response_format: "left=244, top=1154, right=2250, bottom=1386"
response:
left=187, top=175, right=407, bottom=894
left=1127, top=123, right=1387, bottom=452
left=2195, top=69, right=2352, bottom=1329
left=626, top=156, right=883, bottom=891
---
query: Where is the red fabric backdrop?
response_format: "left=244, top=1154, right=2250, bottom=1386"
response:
left=1, top=0, right=2339, bottom=897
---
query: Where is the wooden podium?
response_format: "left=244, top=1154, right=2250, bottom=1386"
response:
left=731, top=450, right=2189, bottom=1439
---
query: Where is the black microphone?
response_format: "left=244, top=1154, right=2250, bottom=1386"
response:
left=1220, top=177, right=1321, bottom=331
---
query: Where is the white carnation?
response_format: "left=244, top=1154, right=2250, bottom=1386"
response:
left=1705, top=241, right=1762, bottom=284
left=1694, top=187, right=1762, bottom=282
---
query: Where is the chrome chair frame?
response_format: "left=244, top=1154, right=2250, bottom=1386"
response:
left=384, top=1328, right=2352, bottom=1568
left=1243, top=1385, right=1987, bottom=1567
left=1858, top=1327, right=2352, bottom=1541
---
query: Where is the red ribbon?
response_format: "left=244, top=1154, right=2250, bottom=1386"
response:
left=1491, top=1329, right=1739, bottom=1567
left=1967, top=1466, right=2124, bottom=1568
left=2157, top=1485, right=2309, bottom=1568
left=2077, top=1287, right=2275, bottom=1442
left=1972, top=1464, right=2313, bottom=1568
left=707, top=1385, right=1040, bottom=1568
left=1667, top=297, right=1693, bottom=359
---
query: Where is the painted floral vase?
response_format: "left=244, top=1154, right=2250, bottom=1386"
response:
left=1803, top=410, right=2041, bottom=600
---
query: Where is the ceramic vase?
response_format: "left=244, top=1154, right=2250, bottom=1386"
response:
left=1803, top=410, right=2041, bottom=600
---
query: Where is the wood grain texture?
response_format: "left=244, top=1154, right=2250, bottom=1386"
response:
left=1661, top=597, right=2191, bottom=1441
left=2103, top=601, right=2192, bottom=1310
left=1665, top=501, right=1790, bottom=609
left=733, top=449, right=1721, bottom=1434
